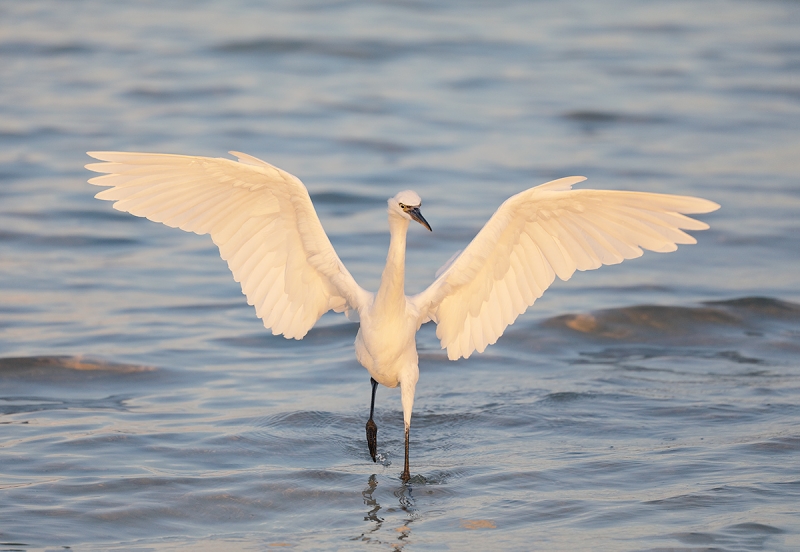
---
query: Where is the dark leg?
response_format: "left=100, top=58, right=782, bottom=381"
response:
left=366, top=378, right=378, bottom=462
left=400, top=425, right=410, bottom=482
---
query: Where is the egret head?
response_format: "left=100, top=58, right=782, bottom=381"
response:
left=389, top=190, right=432, bottom=231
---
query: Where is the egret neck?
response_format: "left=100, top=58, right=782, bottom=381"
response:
left=378, top=214, right=410, bottom=312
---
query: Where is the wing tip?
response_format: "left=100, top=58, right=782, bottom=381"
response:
left=535, top=176, right=587, bottom=192
left=229, top=151, right=272, bottom=167
left=696, top=198, right=721, bottom=214
left=86, top=151, right=112, bottom=162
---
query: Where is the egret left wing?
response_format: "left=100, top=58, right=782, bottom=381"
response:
left=87, top=151, right=371, bottom=339
left=411, top=177, right=719, bottom=360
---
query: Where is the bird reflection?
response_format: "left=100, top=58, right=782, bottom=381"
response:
left=362, top=474, right=383, bottom=524
left=357, top=474, right=417, bottom=550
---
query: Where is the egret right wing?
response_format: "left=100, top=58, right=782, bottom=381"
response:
left=412, top=177, right=719, bottom=360
left=87, top=151, right=372, bottom=339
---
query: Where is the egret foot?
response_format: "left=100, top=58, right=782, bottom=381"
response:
left=366, top=378, right=378, bottom=462
left=366, top=418, right=377, bottom=462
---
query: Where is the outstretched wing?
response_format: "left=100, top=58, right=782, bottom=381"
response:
left=87, top=151, right=371, bottom=339
left=411, top=177, right=719, bottom=360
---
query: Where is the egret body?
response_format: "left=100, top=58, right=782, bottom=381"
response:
left=86, top=151, right=719, bottom=481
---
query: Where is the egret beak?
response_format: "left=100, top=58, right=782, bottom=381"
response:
left=409, top=207, right=432, bottom=231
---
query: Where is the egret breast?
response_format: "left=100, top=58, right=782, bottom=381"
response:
left=354, top=307, right=419, bottom=388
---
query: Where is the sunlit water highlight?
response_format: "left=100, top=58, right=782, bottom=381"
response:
left=1, top=1, right=800, bottom=550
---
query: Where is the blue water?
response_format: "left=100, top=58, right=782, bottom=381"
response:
left=2, top=1, right=800, bottom=550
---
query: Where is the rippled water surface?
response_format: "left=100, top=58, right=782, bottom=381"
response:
left=2, top=1, right=800, bottom=550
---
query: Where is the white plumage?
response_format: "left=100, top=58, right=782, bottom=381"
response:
left=86, top=150, right=719, bottom=480
left=411, top=177, right=718, bottom=360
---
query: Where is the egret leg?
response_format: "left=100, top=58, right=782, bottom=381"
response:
left=398, top=371, right=417, bottom=483
left=366, top=378, right=378, bottom=462
left=401, top=425, right=410, bottom=482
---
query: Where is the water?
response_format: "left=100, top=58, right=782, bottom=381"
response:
left=1, top=0, right=800, bottom=549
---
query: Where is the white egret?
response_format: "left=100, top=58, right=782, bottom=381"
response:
left=86, top=151, right=719, bottom=481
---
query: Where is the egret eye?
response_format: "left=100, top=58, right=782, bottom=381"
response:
left=399, top=203, right=406, bottom=209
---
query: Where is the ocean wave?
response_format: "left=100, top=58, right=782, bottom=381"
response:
left=542, top=296, right=799, bottom=342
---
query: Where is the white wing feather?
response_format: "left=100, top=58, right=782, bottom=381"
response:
left=411, top=177, right=719, bottom=360
left=86, top=151, right=371, bottom=339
